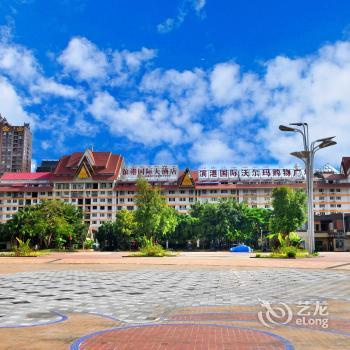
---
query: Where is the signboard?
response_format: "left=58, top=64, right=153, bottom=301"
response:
left=121, top=165, right=179, bottom=181
left=198, top=167, right=305, bottom=181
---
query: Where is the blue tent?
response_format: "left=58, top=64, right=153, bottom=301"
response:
left=229, top=244, right=252, bottom=252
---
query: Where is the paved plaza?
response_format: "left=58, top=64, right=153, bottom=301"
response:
left=0, top=252, right=350, bottom=349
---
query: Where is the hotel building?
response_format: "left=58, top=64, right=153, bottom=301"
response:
left=0, top=149, right=349, bottom=251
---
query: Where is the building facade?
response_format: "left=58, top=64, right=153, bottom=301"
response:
left=0, top=115, right=32, bottom=175
left=0, top=149, right=350, bottom=251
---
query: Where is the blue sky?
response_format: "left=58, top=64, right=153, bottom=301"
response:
left=1, top=0, right=350, bottom=170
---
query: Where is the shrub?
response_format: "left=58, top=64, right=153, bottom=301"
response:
left=139, top=243, right=167, bottom=257
left=13, top=237, right=33, bottom=257
left=255, top=253, right=261, bottom=258
left=284, top=246, right=297, bottom=259
left=289, top=232, right=303, bottom=247
left=84, top=239, right=94, bottom=249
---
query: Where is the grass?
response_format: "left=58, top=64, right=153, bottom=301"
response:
left=131, top=243, right=176, bottom=257
left=255, top=248, right=319, bottom=259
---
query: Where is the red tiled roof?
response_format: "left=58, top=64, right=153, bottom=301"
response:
left=0, top=172, right=52, bottom=181
left=52, top=151, right=123, bottom=180
left=341, top=157, right=350, bottom=175
left=0, top=186, right=53, bottom=192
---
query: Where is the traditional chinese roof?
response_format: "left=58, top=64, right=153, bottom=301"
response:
left=341, top=157, right=350, bottom=175
left=0, top=172, right=52, bottom=181
left=52, top=150, right=123, bottom=181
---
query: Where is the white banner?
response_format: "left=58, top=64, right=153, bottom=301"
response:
left=198, top=167, right=305, bottom=181
left=121, top=165, right=179, bottom=181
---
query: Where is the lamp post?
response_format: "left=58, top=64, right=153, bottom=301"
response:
left=279, top=123, right=336, bottom=253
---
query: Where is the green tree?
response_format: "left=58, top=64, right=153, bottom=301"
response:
left=156, top=205, right=178, bottom=242
left=269, top=187, right=307, bottom=237
left=7, top=200, right=87, bottom=249
left=134, top=179, right=163, bottom=241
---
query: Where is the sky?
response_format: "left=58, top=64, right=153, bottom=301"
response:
left=1, top=0, right=350, bottom=171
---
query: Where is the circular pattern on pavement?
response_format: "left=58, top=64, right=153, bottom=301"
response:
left=71, top=324, right=294, bottom=350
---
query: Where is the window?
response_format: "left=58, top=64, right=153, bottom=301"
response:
left=100, top=206, right=105, bottom=210
left=179, top=205, right=186, bottom=210
left=179, top=198, right=186, bottom=202
left=330, top=196, right=335, bottom=200
left=100, top=198, right=106, bottom=203
left=221, top=190, right=228, bottom=194
left=169, top=190, right=175, bottom=194
left=230, top=190, right=236, bottom=194
left=202, top=190, right=207, bottom=194
left=337, top=204, right=342, bottom=208
left=264, top=205, right=269, bottom=208
left=93, top=206, right=97, bottom=210
left=119, top=191, right=125, bottom=195
left=127, top=206, right=134, bottom=211
left=100, top=191, right=105, bottom=195
left=336, top=189, right=341, bottom=192
left=336, top=196, right=341, bottom=200
left=127, top=198, right=133, bottom=202
left=336, top=239, right=344, bottom=249
left=189, top=198, right=194, bottom=202
left=117, top=206, right=122, bottom=210
left=108, top=206, right=112, bottom=211
left=319, top=196, right=325, bottom=200
left=319, top=189, right=324, bottom=193
left=128, top=191, right=134, bottom=194
left=210, top=190, right=217, bottom=194
left=119, top=198, right=124, bottom=203
left=169, top=198, right=175, bottom=202
left=330, top=189, right=335, bottom=192
left=180, top=190, right=185, bottom=194
left=319, top=204, right=325, bottom=208
left=330, top=204, right=336, bottom=208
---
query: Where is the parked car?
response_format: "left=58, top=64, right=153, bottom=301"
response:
left=229, top=244, right=253, bottom=253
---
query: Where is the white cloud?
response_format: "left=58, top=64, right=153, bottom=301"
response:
left=119, top=47, right=156, bottom=71
left=0, top=77, right=34, bottom=125
left=258, top=40, right=350, bottom=166
left=88, top=92, right=183, bottom=146
left=157, top=0, right=206, bottom=34
left=154, top=149, right=175, bottom=164
left=210, top=62, right=243, bottom=105
left=0, top=33, right=82, bottom=99
left=58, top=37, right=108, bottom=81
left=41, top=140, right=50, bottom=150
left=0, top=42, right=39, bottom=82
left=32, top=78, right=82, bottom=99
left=189, top=138, right=236, bottom=165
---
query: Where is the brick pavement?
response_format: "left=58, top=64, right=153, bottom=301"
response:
left=0, top=253, right=349, bottom=349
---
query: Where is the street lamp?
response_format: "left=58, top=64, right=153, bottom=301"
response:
left=279, top=124, right=336, bottom=253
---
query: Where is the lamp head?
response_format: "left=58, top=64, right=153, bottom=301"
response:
left=314, top=136, right=336, bottom=143
left=290, top=151, right=310, bottom=160
left=318, top=140, right=337, bottom=149
left=279, top=125, right=297, bottom=132
left=290, top=122, right=306, bottom=126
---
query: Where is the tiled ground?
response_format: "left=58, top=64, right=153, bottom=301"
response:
left=0, top=268, right=349, bottom=327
